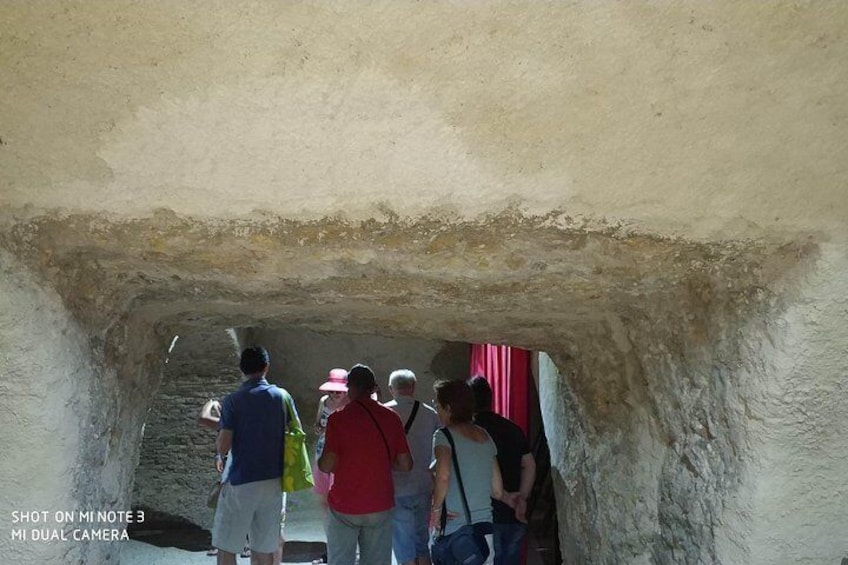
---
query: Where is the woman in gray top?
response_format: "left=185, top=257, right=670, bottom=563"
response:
left=431, top=379, right=511, bottom=565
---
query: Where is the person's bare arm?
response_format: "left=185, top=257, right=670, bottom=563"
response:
left=393, top=452, right=413, bottom=472
left=490, top=457, right=504, bottom=502
left=317, top=449, right=336, bottom=473
left=197, top=400, right=221, bottom=430
left=513, top=452, right=536, bottom=523
left=313, top=396, right=326, bottom=435
left=431, top=444, right=452, bottom=524
left=216, top=429, right=233, bottom=458
left=519, top=453, right=536, bottom=499
left=318, top=411, right=338, bottom=473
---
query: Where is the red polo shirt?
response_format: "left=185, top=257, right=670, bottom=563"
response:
left=324, top=398, right=411, bottom=514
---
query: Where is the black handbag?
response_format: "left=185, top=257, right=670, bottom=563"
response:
left=430, top=427, right=492, bottom=565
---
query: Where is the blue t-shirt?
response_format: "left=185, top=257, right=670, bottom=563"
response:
left=219, top=377, right=286, bottom=486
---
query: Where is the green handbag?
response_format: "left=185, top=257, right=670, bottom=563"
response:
left=281, top=390, right=315, bottom=493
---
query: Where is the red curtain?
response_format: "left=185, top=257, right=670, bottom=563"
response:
left=470, top=344, right=530, bottom=434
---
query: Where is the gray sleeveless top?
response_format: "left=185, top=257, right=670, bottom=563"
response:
left=433, top=426, right=497, bottom=535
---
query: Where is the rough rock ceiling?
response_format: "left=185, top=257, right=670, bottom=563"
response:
left=0, top=2, right=841, bottom=352
left=2, top=211, right=810, bottom=353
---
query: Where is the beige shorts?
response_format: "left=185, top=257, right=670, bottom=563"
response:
left=212, top=478, right=283, bottom=554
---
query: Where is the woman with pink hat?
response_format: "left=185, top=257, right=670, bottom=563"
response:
left=311, top=368, right=349, bottom=563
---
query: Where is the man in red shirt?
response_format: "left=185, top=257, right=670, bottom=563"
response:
left=318, top=364, right=413, bottom=565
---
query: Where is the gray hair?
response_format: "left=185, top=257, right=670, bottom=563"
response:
left=388, top=369, right=416, bottom=390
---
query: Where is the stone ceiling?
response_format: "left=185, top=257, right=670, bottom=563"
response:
left=0, top=2, right=844, bottom=343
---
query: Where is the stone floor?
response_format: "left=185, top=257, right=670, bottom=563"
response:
left=125, top=490, right=328, bottom=564
left=122, top=538, right=549, bottom=565
left=124, top=490, right=549, bottom=564
left=121, top=540, right=328, bottom=565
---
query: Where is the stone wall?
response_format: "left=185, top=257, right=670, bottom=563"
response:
left=745, top=242, right=848, bottom=564
left=132, top=330, right=241, bottom=530
left=539, top=315, right=753, bottom=565
left=0, top=251, right=93, bottom=564
left=0, top=250, right=170, bottom=564
left=536, top=241, right=848, bottom=565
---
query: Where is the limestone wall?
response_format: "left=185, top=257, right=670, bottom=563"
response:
left=745, top=242, right=848, bottom=563
left=537, top=241, right=848, bottom=565
left=131, top=330, right=240, bottom=530
left=540, top=322, right=754, bottom=565
left=0, top=251, right=169, bottom=564
left=0, top=251, right=92, bottom=563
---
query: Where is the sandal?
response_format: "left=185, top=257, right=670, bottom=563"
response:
left=206, top=547, right=218, bottom=557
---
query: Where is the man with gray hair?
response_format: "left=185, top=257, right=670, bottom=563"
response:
left=384, top=369, right=441, bottom=565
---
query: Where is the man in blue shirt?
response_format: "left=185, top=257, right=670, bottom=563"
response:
left=212, top=346, right=286, bottom=565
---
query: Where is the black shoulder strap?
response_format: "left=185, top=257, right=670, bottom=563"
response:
left=404, top=401, right=420, bottom=434
left=357, top=400, right=392, bottom=462
left=439, top=427, right=473, bottom=534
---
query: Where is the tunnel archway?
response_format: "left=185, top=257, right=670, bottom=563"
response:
left=131, top=326, right=568, bottom=563
left=2, top=211, right=828, bottom=564
left=3, top=4, right=848, bottom=562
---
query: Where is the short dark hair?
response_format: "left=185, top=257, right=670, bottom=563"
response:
left=468, top=375, right=493, bottom=412
left=239, top=346, right=270, bottom=376
left=346, top=363, right=376, bottom=394
left=434, top=379, right=474, bottom=424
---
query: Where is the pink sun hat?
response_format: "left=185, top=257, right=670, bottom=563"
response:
left=318, top=368, right=348, bottom=392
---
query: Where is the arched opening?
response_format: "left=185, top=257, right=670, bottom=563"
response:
left=3, top=3, right=848, bottom=563
left=127, top=326, right=563, bottom=563
left=1, top=212, right=828, bottom=565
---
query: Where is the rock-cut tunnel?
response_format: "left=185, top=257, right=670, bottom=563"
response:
left=2, top=210, right=842, bottom=564
left=2, top=3, right=847, bottom=564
